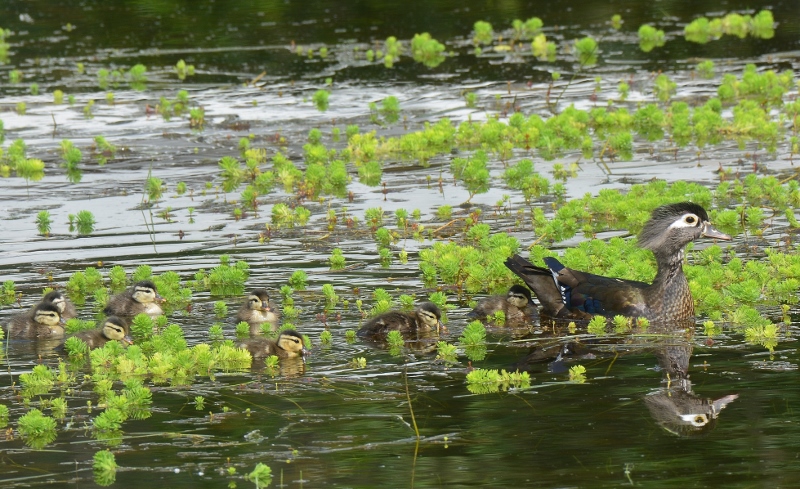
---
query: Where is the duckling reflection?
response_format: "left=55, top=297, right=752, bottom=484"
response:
left=468, top=285, right=536, bottom=324
left=644, top=339, right=738, bottom=437
left=4, top=303, right=64, bottom=339
left=237, top=289, right=280, bottom=335
left=41, top=290, right=78, bottom=320
left=357, top=302, right=442, bottom=340
left=69, top=316, right=133, bottom=349
left=104, top=280, right=163, bottom=318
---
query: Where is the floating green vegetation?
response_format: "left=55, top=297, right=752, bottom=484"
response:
left=246, top=463, right=273, bottom=487
left=466, top=368, right=531, bottom=394
left=36, top=210, right=52, bottom=236
left=513, top=17, right=543, bottom=40
left=435, top=341, right=458, bottom=363
left=67, top=210, right=95, bottom=235
left=175, top=59, right=195, bottom=80
left=60, top=139, right=83, bottom=182
left=451, top=150, right=490, bottom=203
left=411, top=33, right=445, bottom=68
left=93, top=450, right=118, bottom=486
left=17, top=408, right=57, bottom=449
left=638, top=24, right=665, bottom=52
left=574, top=37, right=598, bottom=66
left=569, top=365, right=587, bottom=383
left=193, top=254, right=250, bottom=296
left=93, top=136, right=116, bottom=165
left=685, top=10, right=774, bottom=44
left=1, top=280, right=15, bottom=305
left=473, top=21, right=493, bottom=46
left=313, top=89, right=329, bottom=112
left=128, top=63, right=147, bottom=90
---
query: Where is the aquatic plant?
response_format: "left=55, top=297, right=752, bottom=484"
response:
left=465, top=368, right=531, bottom=394
left=93, top=450, right=118, bottom=486
left=574, top=37, right=598, bottom=66
left=175, top=59, right=195, bottom=80
left=1, top=280, right=15, bottom=305
left=93, top=136, right=116, bottom=165
left=313, top=89, right=329, bottom=111
left=36, top=210, right=52, bottom=236
left=436, top=341, right=458, bottom=363
left=569, top=365, right=587, bottom=383
left=329, top=248, right=346, bottom=270
left=127, top=63, right=147, bottom=90
left=17, top=408, right=57, bottom=449
left=247, top=463, right=272, bottom=487
left=638, top=24, right=665, bottom=52
left=459, top=320, right=486, bottom=346
left=16, top=158, right=45, bottom=190
left=411, top=33, right=445, bottom=68
left=473, top=21, right=493, bottom=45
left=0, top=404, right=8, bottom=428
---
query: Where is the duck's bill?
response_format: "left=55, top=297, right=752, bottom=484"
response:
left=123, top=335, right=134, bottom=345
left=702, top=224, right=731, bottom=240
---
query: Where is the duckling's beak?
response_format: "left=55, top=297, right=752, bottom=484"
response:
left=122, top=335, right=134, bottom=345
left=155, top=294, right=165, bottom=304
left=702, top=222, right=731, bottom=241
left=437, top=320, right=445, bottom=334
left=261, top=301, right=271, bottom=311
left=301, top=347, right=310, bottom=363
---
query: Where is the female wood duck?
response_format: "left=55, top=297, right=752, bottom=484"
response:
left=42, top=290, right=78, bottom=320
left=236, top=289, right=280, bottom=335
left=236, top=330, right=307, bottom=359
left=104, top=280, right=163, bottom=318
left=70, top=316, right=133, bottom=349
left=468, top=285, right=536, bottom=323
left=4, top=303, right=65, bottom=339
left=357, top=302, right=442, bottom=339
left=505, top=202, right=730, bottom=322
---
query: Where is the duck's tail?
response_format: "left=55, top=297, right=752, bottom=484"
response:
left=504, top=254, right=567, bottom=317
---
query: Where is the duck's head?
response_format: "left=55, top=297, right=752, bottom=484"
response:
left=132, top=281, right=161, bottom=304
left=416, top=302, right=443, bottom=332
left=102, top=316, right=133, bottom=345
left=638, top=202, right=730, bottom=259
left=42, top=290, right=68, bottom=314
left=277, top=329, right=309, bottom=358
left=32, top=303, right=63, bottom=327
left=246, top=289, right=272, bottom=312
left=506, top=284, right=533, bottom=308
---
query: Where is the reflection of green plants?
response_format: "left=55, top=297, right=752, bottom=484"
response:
left=175, top=59, right=196, bottom=80
left=638, top=24, right=665, bottom=52
left=329, top=248, right=346, bottom=270
left=247, top=463, right=273, bottom=487
left=435, top=341, right=458, bottom=363
left=466, top=368, right=530, bottom=394
left=574, top=37, right=598, bottom=66
left=569, top=365, right=587, bottom=383
left=73, top=210, right=95, bottom=235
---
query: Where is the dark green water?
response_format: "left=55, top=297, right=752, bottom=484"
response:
left=1, top=0, right=800, bottom=487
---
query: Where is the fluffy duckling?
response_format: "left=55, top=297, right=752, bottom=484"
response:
left=237, top=289, right=280, bottom=335
left=104, top=280, right=163, bottom=318
left=357, top=302, right=442, bottom=339
left=41, top=290, right=78, bottom=320
left=4, top=303, right=64, bottom=339
left=235, top=330, right=307, bottom=359
left=468, top=285, right=536, bottom=323
left=70, top=316, right=133, bottom=349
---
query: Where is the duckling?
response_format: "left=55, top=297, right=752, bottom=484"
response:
left=357, top=302, right=442, bottom=339
left=4, top=303, right=64, bottom=339
left=468, top=285, right=536, bottom=323
left=235, top=330, right=307, bottom=359
left=236, top=289, right=280, bottom=335
left=41, top=290, right=78, bottom=320
left=70, top=316, right=133, bottom=349
left=104, top=280, right=163, bottom=318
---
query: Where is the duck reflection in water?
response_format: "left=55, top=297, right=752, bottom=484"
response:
left=512, top=320, right=738, bottom=437
left=645, top=337, right=738, bottom=437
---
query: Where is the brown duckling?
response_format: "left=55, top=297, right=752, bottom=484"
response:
left=236, top=289, right=280, bottom=335
left=41, top=290, right=78, bottom=320
left=4, top=303, right=65, bottom=339
left=104, top=280, right=163, bottom=318
left=357, top=302, right=442, bottom=339
left=235, top=330, right=307, bottom=359
left=70, top=316, right=133, bottom=349
left=468, top=285, right=536, bottom=323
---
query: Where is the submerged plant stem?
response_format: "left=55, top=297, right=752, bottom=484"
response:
left=404, top=367, right=420, bottom=439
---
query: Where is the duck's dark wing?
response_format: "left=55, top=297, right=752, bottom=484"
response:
left=506, top=254, right=650, bottom=318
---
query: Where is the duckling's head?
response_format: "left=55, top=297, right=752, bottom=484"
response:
left=42, top=290, right=68, bottom=314
left=277, top=329, right=308, bottom=358
left=415, top=302, right=442, bottom=332
left=638, top=202, right=730, bottom=258
left=246, top=289, right=272, bottom=312
left=131, top=281, right=161, bottom=304
left=102, top=316, right=133, bottom=345
left=506, top=285, right=532, bottom=308
left=32, top=303, right=62, bottom=327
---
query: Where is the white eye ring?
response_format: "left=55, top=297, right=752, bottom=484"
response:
left=669, top=213, right=701, bottom=229
left=679, top=413, right=709, bottom=426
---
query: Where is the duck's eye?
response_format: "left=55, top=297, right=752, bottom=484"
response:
left=685, top=215, right=697, bottom=225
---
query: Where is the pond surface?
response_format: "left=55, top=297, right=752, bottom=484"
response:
left=2, top=0, right=800, bottom=487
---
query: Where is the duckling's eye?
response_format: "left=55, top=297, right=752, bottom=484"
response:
left=684, top=215, right=697, bottom=225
